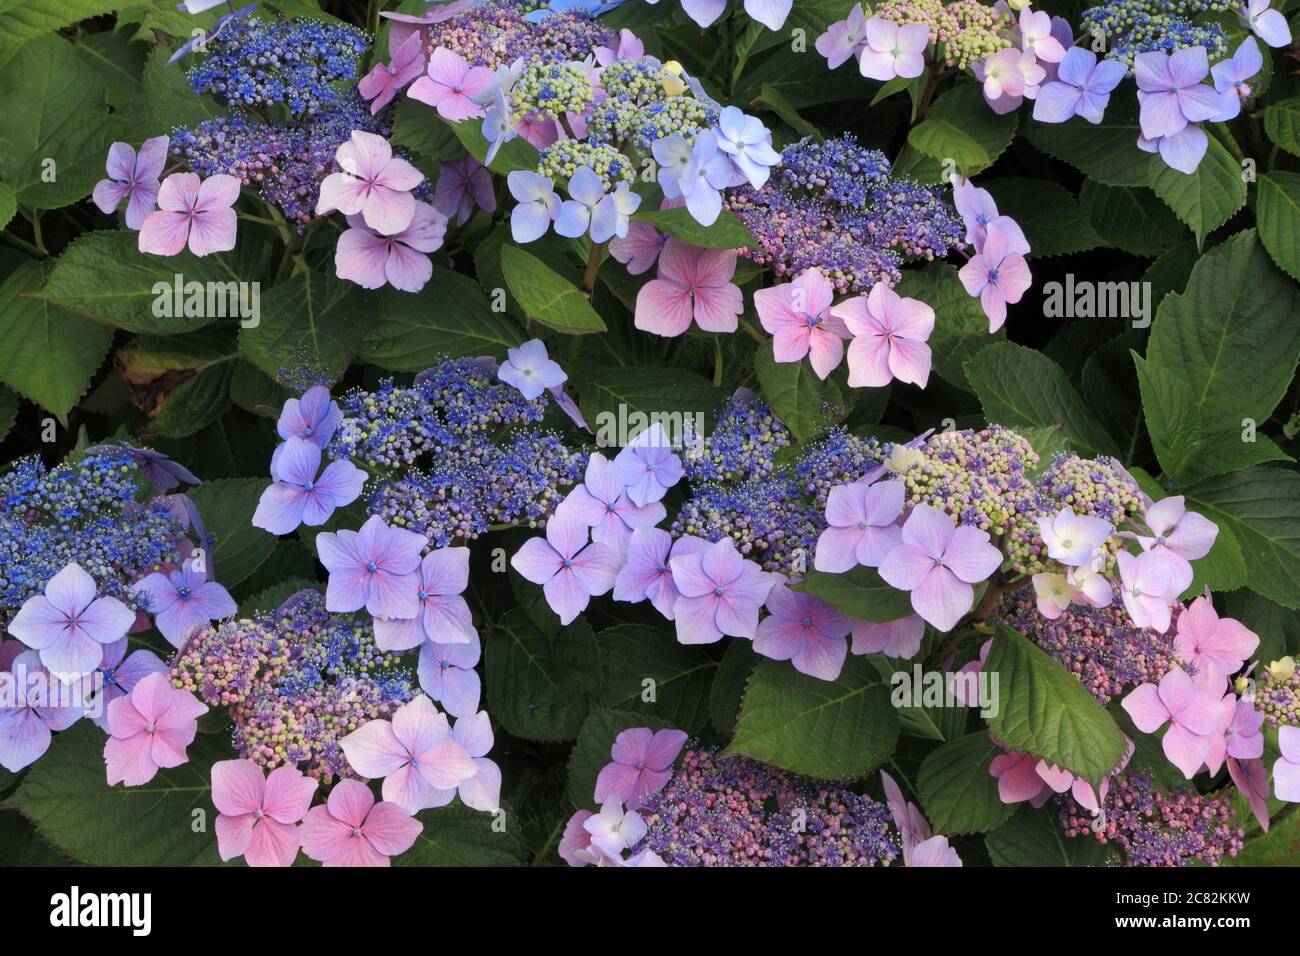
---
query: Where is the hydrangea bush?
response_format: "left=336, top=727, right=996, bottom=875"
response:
left=0, top=0, right=1298, bottom=869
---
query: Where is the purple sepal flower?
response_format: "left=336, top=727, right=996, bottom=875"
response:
left=558, top=452, right=666, bottom=556
left=1033, top=47, right=1126, bottom=125
left=510, top=514, right=621, bottom=625
left=8, top=563, right=136, bottom=680
left=85, top=639, right=167, bottom=733
left=669, top=537, right=775, bottom=644
left=133, top=563, right=237, bottom=648
left=418, top=632, right=482, bottom=718
left=315, top=515, right=425, bottom=619
left=0, top=649, right=84, bottom=771
left=252, top=437, right=367, bottom=536
left=86, top=442, right=200, bottom=492
left=614, top=423, right=684, bottom=507
left=498, top=339, right=566, bottom=401
left=277, top=385, right=343, bottom=448
left=373, top=547, right=475, bottom=652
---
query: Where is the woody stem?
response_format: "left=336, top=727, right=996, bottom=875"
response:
left=581, top=242, right=605, bottom=297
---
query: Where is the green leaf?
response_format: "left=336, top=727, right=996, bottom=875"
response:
left=754, top=81, right=823, bottom=137
left=116, top=328, right=240, bottom=438
left=795, top=566, right=914, bottom=623
left=448, top=118, right=539, bottom=175
left=916, top=732, right=1018, bottom=835
left=77, top=29, right=146, bottom=110
left=1135, top=356, right=1290, bottom=484
left=985, top=625, right=1127, bottom=783
left=597, top=624, right=715, bottom=734
left=142, top=45, right=220, bottom=130
left=983, top=178, right=1104, bottom=258
left=632, top=207, right=754, bottom=249
left=399, top=804, right=524, bottom=866
left=874, top=654, right=970, bottom=742
left=567, top=707, right=672, bottom=810
left=753, top=346, right=846, bottom=442
left=891, top=144, right=946, bottom=184
left=485, top=609, right=600, bottom=742
left=1223, top=803, right=1300, bottom=866
left=870, top=70, right=929, bottom=122
left=0, top=810, right=73, bottom=865
left=42, top=231, right=252, bottom=333
left=499, top=244, right=606, bottom=334
left=1257, top=171, right=1300, bottom=281
left=1020, top=424, right=1072, bottom=476
left=965, top=341, right=1120, bottom=458
left=355, top=265, right=523, bottom=369
left=0, top=260, right=112, bottom=417
left=1140, top=230, right=1300, bottom=483
left=242, top=576, right=318, bottom=617
left=1148, top=134, right=1247, bottom=242
left=986, top=804, right=1114, bottom=866
left=1081, top=331, right=1150, bottom=466
left=0, top=178, right=13, bottom=229
left=149, top=362, right=236, bottom=438
left=0, top=33, right=110, bottom=209
left=0, top=0, right=139, bottom=67
left=709, top=638, right=758, bottom=737
left=118, top=0, right=219, bottom=41
left=1142, top=238, right=1200, bottom=307
left=1079, top=181, right=1186, bottom=257
left=731, top=21, right=862, bottom=108
left=727, top=656, right=900, bottom=780
left=390, top=97, right=461, bottom=162
left=1263, top=96, right=1300, bottom=158
left=579, top=366, right=723, bottom=439
left=894, top=261, right=1000, bottom=391
left=0, top=385, right=16, bottom=442
left=9, top=721, right=223, bottom=865
left=189, top=478, right=282, bottom=587
left=1222, top=589, right=1299, bottom=664
left=907, top=83, right=1017, bottom=176
left=241, top=271, right=368, bottom=384
left=1023, top=103, right=1153, bottom=187
left=1183, top=467, right=1300, bottom=610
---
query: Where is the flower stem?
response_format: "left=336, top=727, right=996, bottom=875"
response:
left=361, top=0, right=382, bottom=72
left=2, top=230, right=44, bottom=258
left=29, top=211, right=46, bottom=256
left=581, top=241, right=605, bottom=297
left=914, top=66, right=955, bottom=124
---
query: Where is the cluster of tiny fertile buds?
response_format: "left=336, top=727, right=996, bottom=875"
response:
left=561, top=728, right=962, bottom=868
